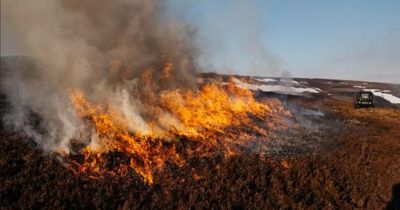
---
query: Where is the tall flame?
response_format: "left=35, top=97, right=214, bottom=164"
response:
left=68, top=71, right=286, bottom=184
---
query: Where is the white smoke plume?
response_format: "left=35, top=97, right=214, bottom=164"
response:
left=2, top=0, right=199, bottom=152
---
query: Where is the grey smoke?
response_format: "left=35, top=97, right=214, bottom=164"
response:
left=2, top=0, right=199, bottom=151
left=190, top=0, right=283, bottom=77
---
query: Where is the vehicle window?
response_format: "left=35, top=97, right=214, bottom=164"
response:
left=361, top=93, right=370, bottom=99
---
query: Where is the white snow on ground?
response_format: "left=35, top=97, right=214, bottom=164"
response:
left=354, top=85, right=367, bottom=88
left=233, top=78, right=320, bottom=95
left=255, top=77, right=302, bottom=85
left=255, top=78, right=277, bottom=83
left=279, top=79, right=300, bottom=85
left=364, top=89, right=400, bottom=104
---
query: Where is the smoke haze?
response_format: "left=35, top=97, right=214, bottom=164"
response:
left=2, top=0, right=199, bottom=151
left=184, top=0, right=283, bottom=77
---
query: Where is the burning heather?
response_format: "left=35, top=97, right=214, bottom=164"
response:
left=3, top=1, right=400, bottom=209
left=2, top=0, right=289, bottom=184
left=67, top=77, right=288, bottom=183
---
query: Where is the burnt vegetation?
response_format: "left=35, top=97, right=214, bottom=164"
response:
left=1, top=75, right=399, bottom=209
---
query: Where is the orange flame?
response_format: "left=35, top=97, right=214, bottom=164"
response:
left=67, top=71, right=287, bottom=184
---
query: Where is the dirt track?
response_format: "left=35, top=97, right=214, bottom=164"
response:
left=1, top=93, right=399, bottom=209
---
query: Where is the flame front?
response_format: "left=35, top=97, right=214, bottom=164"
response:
left=68, top=71, right=286, bottom=184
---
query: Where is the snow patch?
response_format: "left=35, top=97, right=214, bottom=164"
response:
left=364, top=89, right=400, bottom=104
left=279, top=79, right=300, bottom=85
left=233, top=78, right=320, bottom=95
left=255, top=78, right=277, bottom=83
left=354, top=85, right=366, bottom=89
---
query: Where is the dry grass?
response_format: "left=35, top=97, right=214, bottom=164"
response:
left=1, top=97, right=399, bottom=209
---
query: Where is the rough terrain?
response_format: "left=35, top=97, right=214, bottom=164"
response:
left=1, top=59, right=399, bottom=209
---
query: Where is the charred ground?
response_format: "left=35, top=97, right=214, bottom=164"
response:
left=1, top=59, right=400, bottom=209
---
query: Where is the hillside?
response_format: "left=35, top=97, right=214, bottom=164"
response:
left=1, top=57, right=399, bottom=209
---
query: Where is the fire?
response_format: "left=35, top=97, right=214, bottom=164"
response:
left=67, top=70, right=287, bottom=184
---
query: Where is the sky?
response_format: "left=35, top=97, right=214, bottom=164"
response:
left=2, top=0, right=400, bottom=83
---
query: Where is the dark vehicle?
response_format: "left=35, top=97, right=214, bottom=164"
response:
left=354, top=91, right=374, bottom=108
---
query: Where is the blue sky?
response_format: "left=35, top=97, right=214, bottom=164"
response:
left=166, top=0, right=400, bottom=83
left=2, top=0, right=400, bottom=83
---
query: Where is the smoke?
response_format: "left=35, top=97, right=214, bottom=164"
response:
left=186, top=0, right=283, bottom=77
left=227, top=0, right=282, bottom=76
left=2, top=0, right=199, bottom=151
